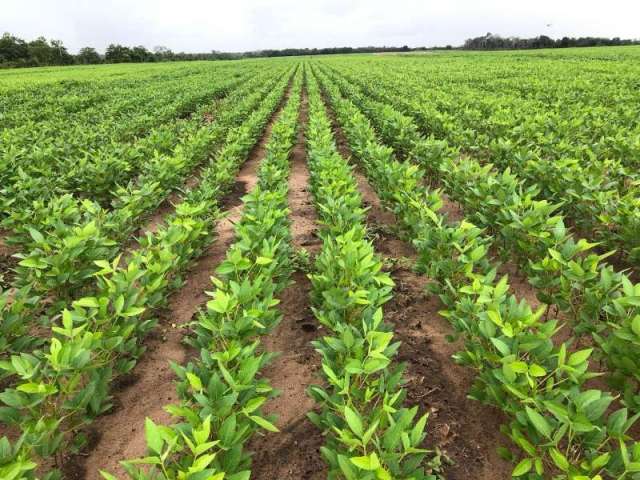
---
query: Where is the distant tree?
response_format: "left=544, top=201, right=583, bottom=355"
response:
left=24, top=37, right=72, bottom=66
left=26, top=36, right=54, bottom=65
left=153, top=45, right=174, bottom=61
left=105, top=44, right=132, bottom=63
left=0, top=32, right=29, bottom=63
left=77, top=47, right=101, bottom=64
left=462, top=33, right=639, bottom=51
left=49, top=39, right=74, bottom=65
left=131, top=45, right=153, bottom=62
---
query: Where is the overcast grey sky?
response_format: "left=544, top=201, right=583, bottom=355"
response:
left=2, top=0, right=639, bottom=53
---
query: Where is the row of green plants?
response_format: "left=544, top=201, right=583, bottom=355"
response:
left=320, top=61, right=640, bottom=267
left=100, top=66, right=304, bottom=480
left=0, top=69, right=289, bottom=368
left=0, top=65, right=261, bottom=211
left=318, top=64, right=640, bottom=413
left=0, top=68, right=295, bottom=480
left=305, top=70, right=442, bottom=480
left=320, top=56, right=640, bottom=182
left=314, top=66, right=640, bottom=479
left=0, top=62, right=238, bottom=129
left=0, top=63, right=263, bottom=175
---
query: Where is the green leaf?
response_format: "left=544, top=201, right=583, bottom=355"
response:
left=568, top=348, right=592, bottom=366
left=28, top=228, right=45, bottom=244
left=256, top=256, right=273, bottom=265
left=376, top=467, right=392, bottom=480
left=529, top=364, right=546, bottom=377
left=243, top=396, right=266, bottom=414
left=74, top=297, right=100, bottom=308
left=17, top=382, right=54, bottom=395
left=344, top=406, right=364, bottom=438
left=525, top=406, right=552, bottom=439
left=549, top=448, right=569, bottom=471
left=490, top=337, right=510, bottom=356
left=144, top=418, right=164, bottom=455
left=510, top=361, right=528, bottom=373
left=351, top=452, right=380, bottom=471
left=512, top=458, right=533, bottom=476
left=18, top=257, right=45, bottom=269
left=249, top=415, right=279, bottom=432
left=631, top=315, right=640, bottom=337
left=186, top=372, right=203, bottom=392
left=122, top=306, right=146, bottom=317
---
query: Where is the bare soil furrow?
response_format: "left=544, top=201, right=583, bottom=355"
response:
left=250, top=88, right=326, bottom=480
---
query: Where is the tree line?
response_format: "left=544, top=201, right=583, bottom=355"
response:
left=462, top=33, right=640, bottom=50
left=0, top=32, right=416, bottom=68
left=2, top=31, right=639, bottom=69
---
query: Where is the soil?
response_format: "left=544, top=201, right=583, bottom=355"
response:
left=0, top=231, right=17, bottom=288
left=72, top=82, right=293, bottom=480
left=0, top=232, right=14, bottom=257
left=250, top=87, right=326, bottom=479
left=439, top=193, right=465, bottom=225
left=0, top=254, right=17, bottom=290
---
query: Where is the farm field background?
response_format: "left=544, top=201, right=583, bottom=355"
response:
left=1, top=46, right=639, bottom=480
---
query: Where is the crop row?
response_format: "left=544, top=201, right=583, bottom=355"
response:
left=316, top=64, right=640, bottom=414
left=0, top=68, right=289, bottom=372
left=0, top=64, right=265, bottom=213
left=314, top=65, right=640, bottom=479
left=305, top=68, right=441, bottom=479
left=320, top=60, right=640, bottom=267
left=100, top=65, right=305, bottom=480
left=0, top=67, right=294, bottom=480
left=0, top=62, right=245, bottom=129
left=321, top=56, right=640, bottom=177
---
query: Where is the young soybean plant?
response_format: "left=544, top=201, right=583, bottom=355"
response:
left=316, top=67, right=640, bottom=480
left=100, top=69, right=303, bottom=480
left=0, top=71, right=294, bottom=479
left=305, top=71, right=441, bottom=480
left=327, top=65, right=640, bottom=418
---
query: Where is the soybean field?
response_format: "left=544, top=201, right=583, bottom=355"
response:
left=1, top=46, right=640, bottom=480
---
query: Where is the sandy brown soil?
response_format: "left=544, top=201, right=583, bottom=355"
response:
left=322, top=96, right=513, bottom=479
left=73, top=84, right=293, bottom=480
left=0, top=232, right=13, bottom=257
left=0, top=231, right=18, bottom=288
left=250, top=88, right=327, bottom=480
left=439, top=193, right=465, bottom=225
left=0, top=255, right=17, bottom=290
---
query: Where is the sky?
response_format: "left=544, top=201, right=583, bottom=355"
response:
left=2, top=0, right=639, bottom=53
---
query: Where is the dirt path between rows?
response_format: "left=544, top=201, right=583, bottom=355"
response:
left=73, top=83, right=293, bottom=480
left=250, top=86, right=326, bottom=480
left=321, top=92, right=513, bottom=480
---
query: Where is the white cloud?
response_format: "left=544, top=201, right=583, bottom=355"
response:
left=1, top=0, right=638, bottom=53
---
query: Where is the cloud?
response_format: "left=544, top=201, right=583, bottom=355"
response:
left=1, top=0, right=638, bottom=53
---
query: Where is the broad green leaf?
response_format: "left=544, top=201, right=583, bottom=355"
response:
left=525, top=406, right=552, bottom=439
left=144, top=418, right=163, bottom=455
left=250, top=415, right=279, bottom=432
left=351, top=452, right=380, bottom=471
left=512, top=458, right=533, bottom=476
